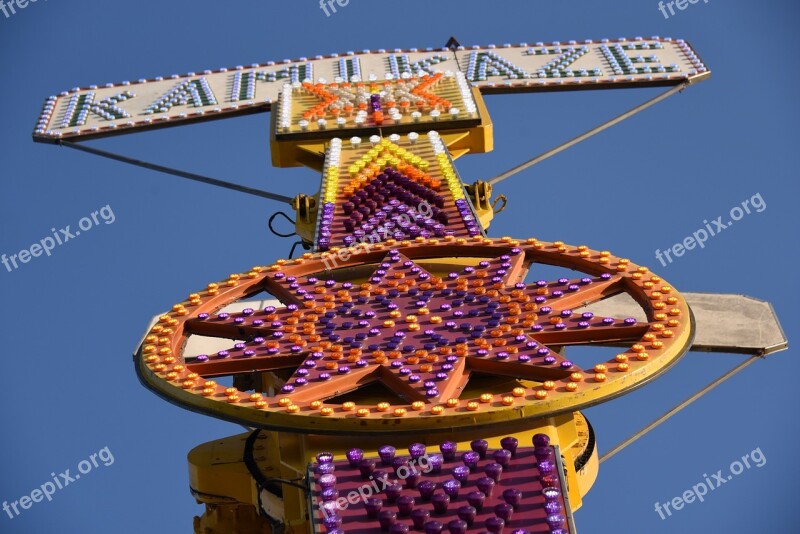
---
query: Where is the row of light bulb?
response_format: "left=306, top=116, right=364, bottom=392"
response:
left=323, top=138, right=342, bottom=203
left=278, top=84, right=293, bottom=131
left=428, top=132, right=464, bottom=201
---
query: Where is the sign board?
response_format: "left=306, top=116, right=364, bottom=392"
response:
left=33, top=37, right=708, bottom=143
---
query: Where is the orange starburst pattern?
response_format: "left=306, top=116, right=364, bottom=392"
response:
left=138, top=238, right=691, bottom=431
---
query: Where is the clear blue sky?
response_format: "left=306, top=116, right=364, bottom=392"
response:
left=1, top=1, right=797, bottom=532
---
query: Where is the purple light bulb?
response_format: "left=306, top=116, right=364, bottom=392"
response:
left=457, top=506, right=476, bottom=527
left=323, top=515, right=342, bottom=531
left=365, top=497, right=383, bottom=519
left=470, top=439, right=489, bottom=458
left=373, top=470, right=389, bottom=485
left=532, top=433, right=550, bottom=447
left=358, top=458, right=376, bottom=479
left=493, top=449, right=512, bottom=469
left=500, top=437, right=519, bottom=457
left=411, top=508, right=430, bottom=530
left=392, top=456, right=409, bottom=475
left=379, top=445, right=397, bottom=466
left=440, top=441, right=458, bottom=461
left=443, top=479, right=461, bottom=499
left=417, top=480, right=436, bottom=500
left=404, top=471, right=421, bottom=489
left=534, top=446, right=552, bottom=463
left=476, top=477, right=496, bottom=497
left=484, top=463, right=503, bottom=482
left=315, top=463, right=336, bottom=475
left=494, top=503, right=514, bottom=522
left=462, top=451, right=480, bottom=472
left=320, top=500, right=338, bottom=519
left=537, top=460, right=554, bottom=476
left=545, top=500, right=562, bottom=515
left=485, top=516, right=505, bottom=534
left=385, top=483, right=403, bottom=504
left=318, top=474, right=337, bottom=490
left=426, top=453, right=443, bottom=474
left=409, top=443, right=427, bottom=460
left=397, top=495, right=415, bottom=516
left=502, top=489, right=523, bottom=509
left=346, top=448, right=364, bottom=467
left=320, top=488, right=339, bottom=502
left=546, top=514, right=565, bottom=529
left=467, top=491, right=485, bottom=512
left=452, top=465, right=470, bottom=483
left=378, top=510, right=397, bottom=531
left=431, top=492, right=450, bottom=514
left=448, top=520, right=468, bottom=534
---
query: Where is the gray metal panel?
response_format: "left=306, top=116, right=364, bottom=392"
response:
left=584, top=293, right=788, bottom=357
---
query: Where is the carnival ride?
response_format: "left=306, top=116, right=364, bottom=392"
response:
left=33, top=36, right=786, bottom=533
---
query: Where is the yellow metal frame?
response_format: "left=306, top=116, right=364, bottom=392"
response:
left=285, top=88, right=496, bottom=244
left=271, top=87, right=493, bottom=170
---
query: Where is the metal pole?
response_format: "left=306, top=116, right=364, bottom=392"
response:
left=600, top=356, right=760, bottom=464
left=488, top=83, right=689, bottom=186
left=59, top=140, right=294, bottom=204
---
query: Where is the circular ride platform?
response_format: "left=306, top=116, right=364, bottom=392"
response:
left=136, top=237, right=694, bottom=435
